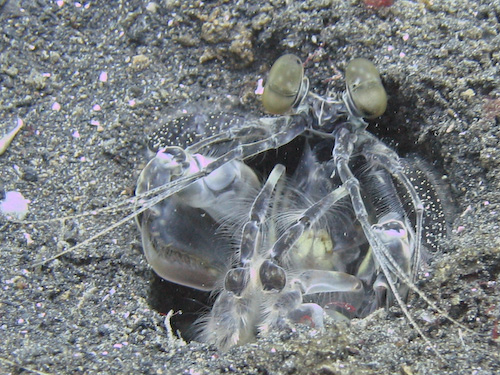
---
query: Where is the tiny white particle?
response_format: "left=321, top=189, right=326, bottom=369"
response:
left=23, top=232, right=34, bottom=245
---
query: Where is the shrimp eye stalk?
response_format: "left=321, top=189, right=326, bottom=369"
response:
left=345, top=58, right=388, bottom=119
left=262, top=54, right=306, bottom=115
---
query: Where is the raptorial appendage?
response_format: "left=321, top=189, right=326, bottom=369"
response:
left=135, top=54, right=450, bottom=351
left=135, top=145, right=263, bottom=291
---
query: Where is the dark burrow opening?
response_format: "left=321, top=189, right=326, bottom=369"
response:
left=142, top=52, right=460, bottom=341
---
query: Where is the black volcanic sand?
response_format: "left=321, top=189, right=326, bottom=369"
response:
left=1, top=0, right=499, bottom=374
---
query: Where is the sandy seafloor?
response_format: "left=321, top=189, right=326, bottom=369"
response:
left=0, top=0, right=499, bottom=374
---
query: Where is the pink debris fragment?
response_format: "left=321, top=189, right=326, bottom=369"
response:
left=255, top=78, right=264, bottom=95
left=99, top=71, right=108, bottom=82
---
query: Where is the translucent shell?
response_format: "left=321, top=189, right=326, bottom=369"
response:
left=262, top=54, right=304, bottom=115
left=345, top=58, right=387, bottom=119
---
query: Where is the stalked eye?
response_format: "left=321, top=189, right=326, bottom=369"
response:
left=262, top=54, right=305, bottom=115
left=345, top=58, right=387, bottom=119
